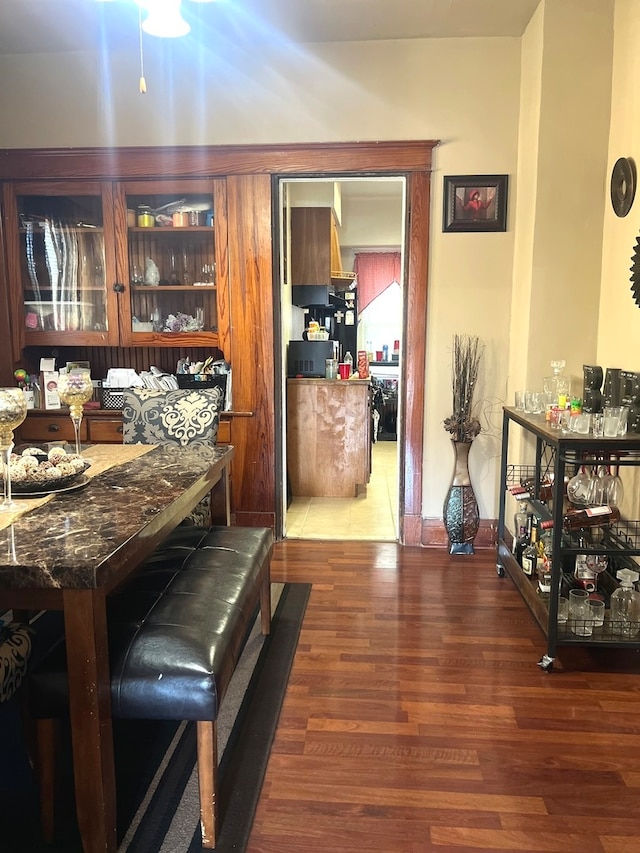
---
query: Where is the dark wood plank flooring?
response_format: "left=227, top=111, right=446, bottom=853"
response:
left=248, top=540, right=640, bottom=853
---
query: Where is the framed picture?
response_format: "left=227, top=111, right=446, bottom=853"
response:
left=443, top=174, right=508, bottom=233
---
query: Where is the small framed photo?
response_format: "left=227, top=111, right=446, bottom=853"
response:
left=443, top=174, right=508, bottom=233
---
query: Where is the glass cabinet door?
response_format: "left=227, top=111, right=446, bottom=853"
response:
left=3, top=181, right=120, bottom=349
left=118, top=179, right=221, bottom=347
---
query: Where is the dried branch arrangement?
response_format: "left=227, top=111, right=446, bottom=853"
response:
left=443, top=334, right=484, bottom=442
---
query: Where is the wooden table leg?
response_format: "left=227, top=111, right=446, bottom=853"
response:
left=210, top=462, right=231, bottom=525
left=63, top=588, right=117, bottom=853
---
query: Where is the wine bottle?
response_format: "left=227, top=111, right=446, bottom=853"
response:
left=521, top=517, right=539, bottom=577
left=540, top=505, right=620, bottom=532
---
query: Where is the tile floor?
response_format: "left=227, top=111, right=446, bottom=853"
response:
left=285, top=440, right=398, bottom=541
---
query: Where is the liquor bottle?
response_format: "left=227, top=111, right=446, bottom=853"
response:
left=521, top=516, right=539, bottom=577
left=512, top=501, right=529, bottom=564
left=543, top=360, right=571, bottom=408
left=536, top=537, right=552, bottom=594
left=610, top=569, right=640, bottom=638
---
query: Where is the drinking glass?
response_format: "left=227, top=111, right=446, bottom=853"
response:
left=592, top=413, right=604, bottom=438
left=588, top=599, right=605, bottom=628
left=57, top=370, right=93, bottom=456
left=569, top=589, right=593, bottom=637
left=604, top=406, right=623, bottom=438
left=0, top=388, right=28, bottom=511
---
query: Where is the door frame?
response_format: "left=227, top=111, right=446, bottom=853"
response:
left=271, top=142, right=436, bottom=546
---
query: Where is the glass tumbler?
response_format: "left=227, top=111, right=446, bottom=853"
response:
left=604, top=406, right=623, bottom=438
left=569, top=589, right=593, bottom=637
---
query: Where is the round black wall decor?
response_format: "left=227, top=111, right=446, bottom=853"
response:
left=611, top=157, right=636, bottom=217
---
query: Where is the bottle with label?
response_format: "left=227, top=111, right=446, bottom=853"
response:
left=512, top=501, right=529, bottom=563
left=521, top=516, right=539, bottom=577
left=344, top=351, right=353, bottom=375
left=536, top=535, right=552, bottom=594
left=610, top=568, right=640, bottom=638
left=382, top=344, right=389, bottom=362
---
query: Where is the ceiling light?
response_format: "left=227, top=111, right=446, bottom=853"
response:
left=138, top=0, right=191, bottom=38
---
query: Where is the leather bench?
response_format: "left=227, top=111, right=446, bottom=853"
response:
left=29, top=524, right=273, bottom=849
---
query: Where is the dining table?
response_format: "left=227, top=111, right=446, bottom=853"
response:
left=0, top=442, right=234, bottom=853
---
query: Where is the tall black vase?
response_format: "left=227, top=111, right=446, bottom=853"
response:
left=443, top=439, right=479, bottom=555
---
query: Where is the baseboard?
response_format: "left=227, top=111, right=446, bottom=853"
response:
left=421, top=517, right=497, bottom=549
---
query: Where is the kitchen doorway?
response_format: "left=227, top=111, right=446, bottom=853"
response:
left=278, top=176, right=406, bottom=541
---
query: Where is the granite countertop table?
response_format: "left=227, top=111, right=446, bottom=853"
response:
left=0, top=443, right=233, bottom=590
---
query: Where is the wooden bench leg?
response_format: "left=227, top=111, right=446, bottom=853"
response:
left=260, top=574, right=271, bottom=636
left=36, top=718, right=57, bottom=844
left=197, top=720, right=218, bottom=849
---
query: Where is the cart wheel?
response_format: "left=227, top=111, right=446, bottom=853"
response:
left=496, top=563, right=505, bottom=577
left=538, top=654, right=554, bottom=672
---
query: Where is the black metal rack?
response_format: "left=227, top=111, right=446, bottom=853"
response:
left=496, top=406, right=640, bottom=671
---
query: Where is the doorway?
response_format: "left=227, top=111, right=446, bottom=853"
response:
left=279, top=176, right=406, bottom=541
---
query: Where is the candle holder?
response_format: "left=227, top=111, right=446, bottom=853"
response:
left=57, top=371, right=93, bottom=457
left=0, top=388, right=28, bottom=511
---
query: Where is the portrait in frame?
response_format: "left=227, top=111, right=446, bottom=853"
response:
left=443, top=174, right=509, bottom=233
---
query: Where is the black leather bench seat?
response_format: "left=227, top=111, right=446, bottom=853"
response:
left=29, top=524, right=274, bottom=849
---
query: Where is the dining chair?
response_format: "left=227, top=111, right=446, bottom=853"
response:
left=122, top=385, right=226, bottom=525
left=0, top=619, right=33, bottom=704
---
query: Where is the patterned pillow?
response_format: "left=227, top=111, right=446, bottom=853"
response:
left=0, top=621, right=33, bottom=703
left=122, top=387, right=224, bottom=448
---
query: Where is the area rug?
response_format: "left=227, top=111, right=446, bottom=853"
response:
left=0, top=582, right=310, bottom=853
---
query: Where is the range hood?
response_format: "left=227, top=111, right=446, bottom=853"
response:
left=291, top=285, right=334, bottom=307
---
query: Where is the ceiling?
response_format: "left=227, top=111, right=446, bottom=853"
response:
left=0, top=0, right=542, bottom=56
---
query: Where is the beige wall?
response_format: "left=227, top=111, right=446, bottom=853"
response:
left=0, top=0, right=628, bottom=525
left=600, top=0, right=640, bottom=369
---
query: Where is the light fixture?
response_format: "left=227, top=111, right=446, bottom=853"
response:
left=137, top=0, right=190, bottom=38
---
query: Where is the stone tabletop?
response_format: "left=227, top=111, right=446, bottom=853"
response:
left=0, top=443, right=232, bottom=591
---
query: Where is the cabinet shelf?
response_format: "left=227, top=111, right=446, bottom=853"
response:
left=130, top=284, right=216, bottom=292
left=128, top=226, right=213, bottom=234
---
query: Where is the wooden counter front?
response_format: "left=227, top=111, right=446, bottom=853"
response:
left=287, top=378, right=371, bottom=498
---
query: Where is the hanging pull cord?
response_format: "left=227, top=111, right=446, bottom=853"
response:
left=139, top=5, right=147, bottom=94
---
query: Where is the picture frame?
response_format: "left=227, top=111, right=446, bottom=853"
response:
left=442, top=174, right=508, bottom=233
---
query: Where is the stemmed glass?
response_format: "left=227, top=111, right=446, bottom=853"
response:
left=57, top=370, right=93, bottom=457
left=0, top=388, right=28, bottom=511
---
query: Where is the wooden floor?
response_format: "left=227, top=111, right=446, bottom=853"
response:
left=249, top=540, right=640, bottom=853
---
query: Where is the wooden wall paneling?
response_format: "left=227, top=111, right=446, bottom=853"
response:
left=0, top=191, right=15, bottom=381
left=401, top=171, right=431, bottom=546
left=213, top=178, right=231, bottom=362
left=0, top=142, right=437, bottom=182
left=226, top=174, right=276, bottom=526
left=2, top=183, right=25, bottom=365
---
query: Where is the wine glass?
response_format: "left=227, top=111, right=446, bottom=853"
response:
left=566, top=464, right=593, bottom=507
left=57, top=370, right=93, bottom=457
left=0, top=388, right=28, bottom=511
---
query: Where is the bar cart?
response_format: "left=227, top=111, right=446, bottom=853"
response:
left=496, top=406, right=640, bottom=671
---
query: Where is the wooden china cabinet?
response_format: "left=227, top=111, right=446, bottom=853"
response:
left=2, top=178, right=229, bottom=356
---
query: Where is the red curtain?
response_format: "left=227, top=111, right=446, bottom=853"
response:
left=353, top=252, right=401, bottom=312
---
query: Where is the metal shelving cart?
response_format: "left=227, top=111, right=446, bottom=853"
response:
left=496, top=406, right=640, bottom=671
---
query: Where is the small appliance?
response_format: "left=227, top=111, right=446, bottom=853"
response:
left=287, top=340, right=338, bottom=377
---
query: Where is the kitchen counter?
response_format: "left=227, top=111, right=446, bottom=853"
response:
left=287, top=378, right=371, bottom=498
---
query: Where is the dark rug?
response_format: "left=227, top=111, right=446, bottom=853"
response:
left=0, top=582, right=310, bottom=853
